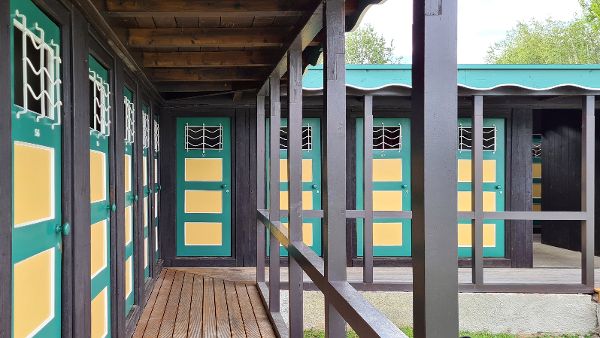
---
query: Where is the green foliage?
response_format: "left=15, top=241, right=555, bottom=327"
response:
left=345, top=24, right=400, bottom=64
left=580, top=0, right=600, bottom=29
left=486, top=18, right=600, bottom=64
left=303, top=328, right=592, bottom=338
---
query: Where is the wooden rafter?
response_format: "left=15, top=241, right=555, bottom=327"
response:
left=147, top=68, right=269, bottom=82
left=128, top=28, right=287, bottom=48
left=142, top=51, right=277, bottom=68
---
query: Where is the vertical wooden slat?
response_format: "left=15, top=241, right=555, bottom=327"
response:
left=472, top=96, right=484, bottom=285
left=256, top=95, right=267, bottom=283
left=214, top=279, right=232, bottom=337
left=363, top=95, right=374, bottom=284
left=582, top=96, right=595, bottom=287
left=202, top=277, right=217, bottom=338
left=133, top=269, right=167, bottom=337
left=246, top=285, right=277, bottom=338
left=173, top=272, right=194, bottom=337
left=144, top=269, right=175, bottom=337
left=322, top=0, right=348, bottom=335
left=188, top=274, right=204, bottom=338
left=237, top=283, right=261, bottom=337
left=268, top=75, right=281, bottom=313
left=224, top=280, right=246, bottom=337
left=158, top=270, right=184, bottom=337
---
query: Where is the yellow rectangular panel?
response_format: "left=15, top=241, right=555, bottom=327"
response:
left=373, top=222, right=403, bottom=246
left=154, top=158, right=158, bottom=184
left=185, top=222, right=223, bottom=245
left=533, top=203, right=542, bottom=212
left=124, top=154, right=131, bottom=193
left=144, top=238, right=149, bottom=268
left=90, top=150, right=106, bottom=203
left=143, top=156, right=148, bottom=186
left=185, top=158, right=223, bottom=182
left=533, top=183, right=542, bottom=198
left=282, top=222, right=314, bottom=246
left=533, top=163, right=542, bottom=179
left=185, top=190, right=222, bottom=214
left=14, top=248, right=54, bottom=338
left=144, top=197, right=148, bottom=228
left=457, top=159, right=471, bottom=182
left=483, top=191, right=496, bottom=212
left=14, top=142, right=54, bottom=227
left=457, top=191, right=472, bottom=212
left=155, top=227, right=159, bottom=251
left=483, top=160, right=496, bottom=183
left=90, top=220, right=107, bottom=278
left=91, top=288, right=108, bottom=338
left=279, top=191, right=314, bottom=210
left=154, top=192, right=159, bottom=218
left=279, top=159, right=314, bottom=182
left=458, top=223, right=496, bottom=247
left=373, top=159, right=403, bottom=182
left=373, top=191, right=403, bottom=211
left=125, top=257, right=133, bottom=297
left=125, top=206, right=132, bottom=245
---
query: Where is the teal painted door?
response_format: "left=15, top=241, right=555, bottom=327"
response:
left=267, top=118, right=322, bottom=256
left=356, top=118, right=412, bottom=257
left=532, top=135, right=542, bottom=224
left=123, top=87, right=136, bottom=315
left=11, top=0, right=63, bottom=336
left=457, top=118, right=505, bottom=257
left=142, top=105, right=151, bottom=279
left=153, top=116, right=160, bottom=262
left=176, top=117, right=232, bottom=256
left=89, top=56, right=112, bottom=338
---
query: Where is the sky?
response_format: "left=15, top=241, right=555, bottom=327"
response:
left=358, top=0, right=584, bottom=64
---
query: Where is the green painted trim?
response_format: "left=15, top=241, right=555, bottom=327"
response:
left=123, top=95, right=135, bottom=315
left=176, top=117, right=232, bottom=257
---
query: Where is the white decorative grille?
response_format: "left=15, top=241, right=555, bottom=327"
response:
left=532, top=135, right=542, bottom=158
left=154, top=120, right=160, bottom=152
left=13, top=10, right=62, bottom=128
left=143, top=112, right=150, bottom=149
left=89, top=70, right=111, bottom=137
left=458, top=125, right=496, bottom=152
left=279, top=126, right=312, bottom=151
left=185, top=124, right=223, bottom=152
left=124, top=96, right=135, bottom=144
left=373, top=124, right=402, bottom=151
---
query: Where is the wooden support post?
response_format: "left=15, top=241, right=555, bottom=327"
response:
left=363, top=96, right=374, bottom=284
left=287, top=37, right=304, bottom=337
left=268, top=75, right=281, bottom=312
left=582, top=96, right=595, bottom=287
left=472, top=96, right=484, bottom=285
left=412, top=0, right=459, bottom=336
left=256, top=95, right=266, bottom=283
left=323, top=0, right=347, bottom=335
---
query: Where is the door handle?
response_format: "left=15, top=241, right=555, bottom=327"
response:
left=55, top=223, right=71, bottom=236
left=107, top=203, right=117, bottom=212
left=495, top=185, right=502, bottom=190
left=221, top=184, right=228, bottom=189
left=311, top=184, right=318, bottom=190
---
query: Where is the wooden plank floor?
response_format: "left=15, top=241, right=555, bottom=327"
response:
left=134, top=269, right=276, bottom=338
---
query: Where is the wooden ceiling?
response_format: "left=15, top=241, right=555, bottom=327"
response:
left=94, top=0, right=378, bottom=99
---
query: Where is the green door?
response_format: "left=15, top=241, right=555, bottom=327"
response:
left=89, top=56, right=112, bottom=338
left=123, top=87, right=136, bottom=315
left=142, top=105, right=151, bottom=279
left=153, top=116, right=160, bottom=262
left=11, top=1, right=63, bottom=336
left=267, top=118, right=322, bottom=256
left=532, top=134, right=542, bottom=225
left=176, top=117, right=232, bottom=256
left=356, top=118, right=412, bottom=257
left=457, top=118, right=505, bottom=257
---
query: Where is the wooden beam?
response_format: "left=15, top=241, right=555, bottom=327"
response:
left=128, top=28, right=287, bottom=48
left=148, top=68, right=268, bottom=82
left=142, top=51, right=277, bottom=68
left=106, top=0, right=312, bottom=17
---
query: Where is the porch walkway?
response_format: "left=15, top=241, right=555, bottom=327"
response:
left=133, top=269, right=276, bottom=338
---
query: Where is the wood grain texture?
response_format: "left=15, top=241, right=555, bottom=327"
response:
left=236, top=283, right=261, bottom=337
left=214, top=279, right=232, bottom=337
left=173, top=272, right=194, bottom=337
left=202, top=277, right=217, bottom=338
left=188, top=275, right=204, bottom=338
left=158, top=270, right=185, bottom=337
left=133, top=269, right=167, bottom=338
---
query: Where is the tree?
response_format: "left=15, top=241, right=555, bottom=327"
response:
left=580, top=0, right=600, bottom=29
left=486, top=18, right=600, bottom=64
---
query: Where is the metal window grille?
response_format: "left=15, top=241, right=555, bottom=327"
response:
left=124, top=96, right=135, bottom=144
left=373, top=124, right=402, bottom=151
left=13, top=10, right=62, bottom=128
left=154, top=120, right=160, bottom=152
left=279, top=126, right=312, bottom=151
left=532, top=134, right=542, bottom=158
left=88, top=70, right=111, bottom=137
left=143, top=112, right=150, bottom=149
left=458, top=125, right=496, bottom=152
left=185, top=124, right=223, bottom=152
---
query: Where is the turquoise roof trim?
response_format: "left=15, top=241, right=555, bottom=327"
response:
left=303, top=65, right=600, bottom=91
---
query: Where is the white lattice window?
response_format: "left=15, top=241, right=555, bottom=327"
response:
left=89, top=70, right=111, bottom=137
left=185, top=124, right=223, bottom=152
left=458, top=125, right=496, bottom=152
left=532, top=134, right=542, bottom=158
left=373, top=124, right=402, bottom=151
left=13, top=10, right=62, bottom=127
left=279, top=126, right=312, bottom=151
left=124, top=96, right=135, bottom=144
left=154, top=120, right=160, bottom=152
left=143, top=112, right=150, bottom=149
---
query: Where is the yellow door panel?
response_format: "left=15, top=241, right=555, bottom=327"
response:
left=90, top=150, right=106, bottom=203
left=458, top=191, right=497, bottom=212
left=373, top=223, right=403, bottom=246
left=533, top=163, right=542, bottom=179
left=124, top=154, right=131, bottom=193
left=91, top=288, right=108, bottom=338
left=14, top=142, right=54, bottom=227
left=184, top=222, right=223, bottom=245
left=125, top=257, right=133, bottom=298
left=282, top=222, right=314, bottom=246
left=483, top=160, right=496, bottom=183
left=154, top=158, right=158, bottom=184
left=125, top=206, right=133, bottom=245
left=373, top=191, right=403, bottom=212
left=143, top=155, right=148, bottom=186
left=372, top=159, right=403, bottom=182
left=90, top=220, right=107, bottom=278
left=144, top=238, right=149, bottom=268
left=185, top=158, right=223, bottom=182
left=144, top=197, right=148, bottom=228
left=483, top=191, right=496, bottom=212
left=533, top=183, right=542, bottom=198
left=457, top=159, right=496, bottom=183
left=14, top=248, right=54, bottom=338
left=279, top=191, right=314, bottom=210
left=533, top=203, right=542, bottom=212
left=458, top=223, right=496, bottom=247
left=185, top=190, right=223, bottom=213
left=457, top=159, right=471, bottom=183
left=279, top=159, right=314, bottom=182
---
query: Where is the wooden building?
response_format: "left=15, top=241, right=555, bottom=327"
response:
left=1, top=0, right=597, bottom=337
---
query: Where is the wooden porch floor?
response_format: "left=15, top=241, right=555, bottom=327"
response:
left=133, top=269, right=276, bottom=338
